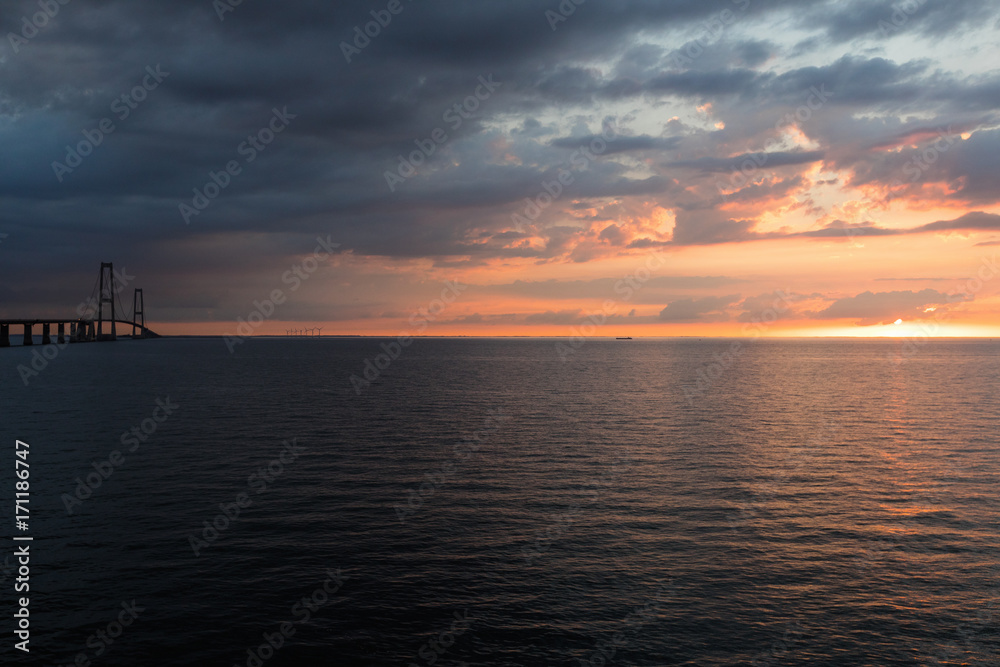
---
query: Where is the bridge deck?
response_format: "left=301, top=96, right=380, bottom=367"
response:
left=0, top=319, right=158, bottom=345
left=0, top=319, right=146, bottom=326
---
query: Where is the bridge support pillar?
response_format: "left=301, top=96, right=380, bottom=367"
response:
left=0, top=324, right=9, bottom=348
left=57, top=323, right=66, bottom=344
left=23, top=323, right=32, bottom=346
left=97, top=262, right=117, bottom=341
left=42, top=323, right=51, bottom=345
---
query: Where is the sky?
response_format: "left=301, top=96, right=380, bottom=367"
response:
left=1, top=0, right=999, bottom=337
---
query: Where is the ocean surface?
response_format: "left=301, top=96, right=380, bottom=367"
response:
left=1, top=337, right=998, bottom=666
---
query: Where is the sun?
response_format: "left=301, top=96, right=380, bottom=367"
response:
left=894, top=319, right=903, bottom=325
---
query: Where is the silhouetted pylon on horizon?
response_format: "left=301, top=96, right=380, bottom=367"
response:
left=133, top=288, right=145, bottom=337
left=97, top=262, right=117, bottom=341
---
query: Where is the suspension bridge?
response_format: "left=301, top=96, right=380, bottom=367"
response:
left=0, top=262, right=158, bottom=347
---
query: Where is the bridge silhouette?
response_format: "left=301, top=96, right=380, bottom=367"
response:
left=0, top=262, right=158, bottom=347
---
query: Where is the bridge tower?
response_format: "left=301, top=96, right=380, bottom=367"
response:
left=97, top=262, right=117, bottom=341
left=133, top=288, right=145, bottom=337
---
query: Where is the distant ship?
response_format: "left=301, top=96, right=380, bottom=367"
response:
left=616, top=337, right=632, bottom=340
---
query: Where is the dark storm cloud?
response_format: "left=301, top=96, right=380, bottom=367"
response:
left=797, top=0, right=1000, bottom=44
left=539, top=54, right=932, bottom=108
left=0, top=0, right=997, bottom=323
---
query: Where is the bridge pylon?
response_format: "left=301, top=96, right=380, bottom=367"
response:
left=133, top=288, right=145, bottom=338
left=97, top=262, right=117, bottom=341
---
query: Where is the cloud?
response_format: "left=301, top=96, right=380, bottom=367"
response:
left=669, top=150, right=825, bottom=173
left=598, top=224, right=627, bottom=245
left=814, top=289, right=967, bottom=326
left=669, top=210, right=760, bottom=246
left=913, top=211, right=1000, bottom=233
left=659, top=295, right=741, bottom=322
left=550, top=134, right=682, bottom=154
left=476, top=275, right=744, bottom=301
left=736, top=292, right=803, bottom=323
left=523, top=309, right=585, bottom=325
left=0, top=0, right=998, bottom=325
left=798, top=0, right=1000, bottom=44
